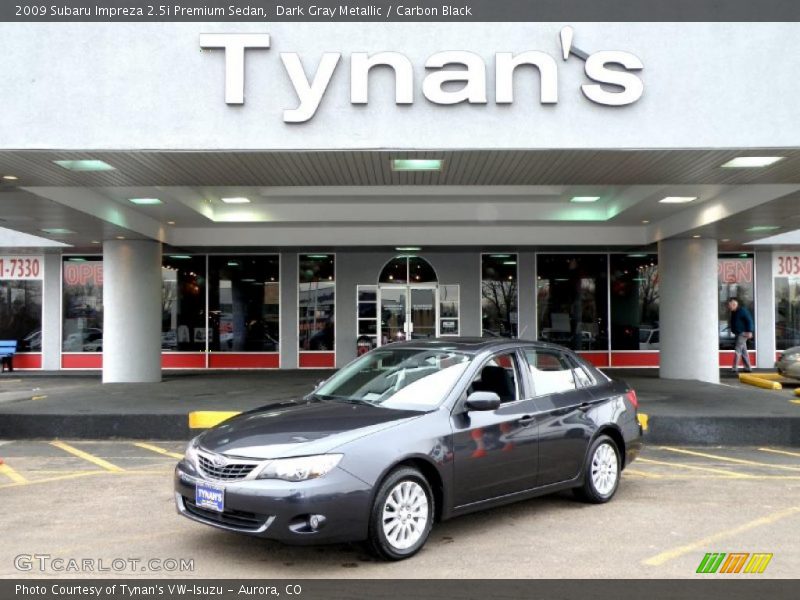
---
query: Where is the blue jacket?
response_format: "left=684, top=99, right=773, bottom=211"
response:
left=729, top=306, right=754, bottom=335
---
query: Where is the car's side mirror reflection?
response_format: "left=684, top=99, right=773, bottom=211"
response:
left=465, top=391, right=501, bottom=411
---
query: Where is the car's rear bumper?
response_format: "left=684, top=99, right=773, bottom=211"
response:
left=174, top=460, right=373, bottom=544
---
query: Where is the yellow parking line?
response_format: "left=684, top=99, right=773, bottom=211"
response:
left=0, top=470, right=106, bottom=489
left=133, top=442, right=184, bottom=460
left=659, top=446, right=800, bottom=472
left=624, top=468, right=662, bottom=479
left=0, top=463, right=28, bottom=484
left=31, top=395, right=47, bottom=401
left=643, top=505, right=800, bottom=566
left=637, top=457, right=750, bottom=478
left=0, top=379, right=22, bottom=384
left=50, top=441, right=124, bottom=473
left=758, top=447, right=800, bottom=459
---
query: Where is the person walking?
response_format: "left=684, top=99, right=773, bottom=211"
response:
left=728, top=298, right=754, bottom=373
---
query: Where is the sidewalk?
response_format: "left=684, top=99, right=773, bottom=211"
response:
left=0, top=369, right=798, bottom=444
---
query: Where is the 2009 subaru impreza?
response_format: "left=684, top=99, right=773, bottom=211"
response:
left=174, top=338, right=642, bottom=560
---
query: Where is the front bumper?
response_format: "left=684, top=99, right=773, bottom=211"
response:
left=174, top=460, right=373, bottom=544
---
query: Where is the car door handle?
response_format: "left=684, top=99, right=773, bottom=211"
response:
left=519, top=415, right=536, bottom=425
left=578, top=402, right=593, bottom=412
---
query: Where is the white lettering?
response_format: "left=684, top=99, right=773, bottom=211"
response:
left=423, top=51, right=487, bottom=105
left=281, top=52, right=341, bottom=122
left=581, top=50, right=644, bottom=106
left=199, top=33, right=271, bottom=104
left=495, top=51, right=558, bottom=104
left=351, top=52, right=414, bottom=104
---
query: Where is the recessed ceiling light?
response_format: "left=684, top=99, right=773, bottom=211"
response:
left=41, top=228, right=75, bottom=235
left=627, top=254, right=648, bottom=258
left=659, top=196, right=697, bottom=204
left=227, top=261, right=240, bottom=266
left=221, top=197, right=251, bottom=204
left=116, top=235, right=126, bottom=240
left=570, top=196, right=600, bottom=203
left=395, top=246, right=422, bottom=251
left=739, top=253, right=750, bottom=258
left=721, top=238, right=731, bottom=242
left=692, top=235, right=701, bottom=238
left=721, top=156, right=784, bottom=168
left=169, top=255, right=191, bottom=260
left=306, top=254, right=330, bottom=259
left=91, top=240, right=101, bottom=244
left=2, top=175, right=18, bottom=180
left=503, top=261, right=517, bottom=265
left=642, top=220, right=650, bottom=224
left=67, top=257, right=86, bottom=262
left=241, top=278, right=256, bottom=283
left=167, top=221, right=176, bottom=225
left=129, top=198, right=162, bottom=205
left=391, top=159, right=443, bottom=172
left=53, top=159, right=115, bottom=171
left=490, top=254, right=511, bottom=258
left=745, top=225, right=780, bottom=232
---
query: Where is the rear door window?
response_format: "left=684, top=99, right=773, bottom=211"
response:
left=523, top=348, right=577, bottom=396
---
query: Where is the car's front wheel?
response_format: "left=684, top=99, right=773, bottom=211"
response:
left=574, top=434, right=621, bottom=503
left=367, top=466, right=434, bottom=560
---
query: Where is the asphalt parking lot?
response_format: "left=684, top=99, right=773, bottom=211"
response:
left=0, top=441, right=798, bottom=579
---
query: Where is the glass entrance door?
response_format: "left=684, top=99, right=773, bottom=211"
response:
left=379, top=286, right=438, bottom=345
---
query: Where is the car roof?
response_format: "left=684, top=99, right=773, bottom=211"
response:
left=379, top=337, right=573, bottom=355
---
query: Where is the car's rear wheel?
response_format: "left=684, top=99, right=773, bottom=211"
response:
left=574, top=434, right=620, bottom=503
left=367, top=466, right=434, bottom=561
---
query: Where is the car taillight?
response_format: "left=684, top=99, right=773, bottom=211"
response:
left=625, top=389, right=639, bottom=409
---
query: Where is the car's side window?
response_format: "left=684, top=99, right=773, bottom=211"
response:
left=523, top=349, right=577, bottom=396
left=468, top=352, right=520, bottom=403
left=572, top=365, right=594, bottom=388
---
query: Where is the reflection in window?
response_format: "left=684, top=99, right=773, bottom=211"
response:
left=0, top=280, right=42, bottom=351
left=523, top=348, right=577, bottom=396
left=299, top=254, right=335, bottom=351
left=775, top=274, right=800, bottom=350
left=357, top=286, right=378, bottom=348
left=481, top=254, right=518, bottom=338
left=379, top=256, right=437, bottom=284
left=207, top=256, right=279, bottom=352
left=439, top=284, right=460, bottom=336
left=161, top=256, right=207, bottom=351
left=62, top=257, right=104, bottom=352
left=610, top=254, right=659, bottom=350
left=718, top=255, right=755, bottom=350
left=537, top=254, right=608, bottom=351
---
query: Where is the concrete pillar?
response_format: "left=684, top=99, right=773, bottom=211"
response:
left=40, top=251, right=63, bottom=370
left=659, top=238, right=720, bottom=383
left=102, top=240, right=162, bottom=383
left=280, top=252, right=298, bottom=369
left=755, top=250, right=776, bottom=368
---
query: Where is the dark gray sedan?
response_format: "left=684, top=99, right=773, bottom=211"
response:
left=174, top=338, right=643, bottom=560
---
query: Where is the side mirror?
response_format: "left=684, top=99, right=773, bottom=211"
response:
left=465, top=391, right=501, bottom=411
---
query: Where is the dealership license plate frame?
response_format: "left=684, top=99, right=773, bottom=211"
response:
left=195, top=481, right=225, bottom=513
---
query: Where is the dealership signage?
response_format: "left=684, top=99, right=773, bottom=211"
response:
left=200, top=26, right=644, bottom=122
left=0, top=255, right=43, bottom=280
left=774, top=252, right=800, bottom=277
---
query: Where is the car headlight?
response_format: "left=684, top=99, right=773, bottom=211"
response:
left=184, top=438, right=200, bottom=466
left=256, top=454, right=342, bottom=482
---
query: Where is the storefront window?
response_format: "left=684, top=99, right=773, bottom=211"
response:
left=439, top=284, right=460, bottom=336
left=537, top=254, right=608, bottom=351
left=718, top=255, right=755, bottom=350
left=299, top=254, right=335, bottom=351
left=775, top=255, right=800, bottom=350
left=0, top=268, right=43, bottom=351
left=62, top=256, right=103, bottom=352
left=610, top=254, right=659, bottom=350
left=162, top=255, right=207, bottom=351
left=357, top=285, right=378, bottom=345
left=206, top=256, right=279, bottom=352
left=481, top=254, right=518, bottom=337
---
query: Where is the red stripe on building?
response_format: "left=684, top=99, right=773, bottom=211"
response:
left=299, top=352, right=335, bottom=368
left=8, top=353, right=42, bottom=369
left=610, top=352, right=660, bottom=367
left=162, top=353, right=206, bottom=369
left=718, top=350, right=756, bottom=367
left=61, top=353, right=102, bottom=369
left=577, top=351, right=610, bottom=368
left=209, top=353, right=280, bottom=369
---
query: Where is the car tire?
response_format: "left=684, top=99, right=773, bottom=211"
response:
left=574, top=434, right=621, bottom=504
left=367, top=466, right=434, bottom=561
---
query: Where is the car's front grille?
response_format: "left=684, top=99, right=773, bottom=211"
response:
left=183, top=497, right=266, bottom=530
left=197, top=453, right=259, bottom=481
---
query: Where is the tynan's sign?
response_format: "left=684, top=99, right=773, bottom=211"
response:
left=200, top=26, right=644, bottom=123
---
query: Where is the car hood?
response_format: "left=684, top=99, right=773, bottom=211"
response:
left=197, top=398, right=423, bottom=459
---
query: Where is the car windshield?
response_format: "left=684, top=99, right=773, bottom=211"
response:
left=313, top=348, right=472, bottom=411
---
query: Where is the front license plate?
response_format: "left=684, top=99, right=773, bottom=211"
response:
left=195, top=481, right=225, bottom=512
